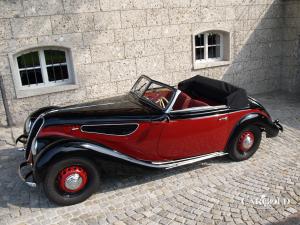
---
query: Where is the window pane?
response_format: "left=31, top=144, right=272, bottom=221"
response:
left=20, top=69, right=43, bottom=86
left=44, top=50, right=67, bottom=65
left=195, top=34, right=204, bottom=46
left=208, top=33, right=220, bottom=45
left=196, top=48, right=204, bottom=60
left=17, top=52, right=40, bottom=68
left=47, top=65, right=69, bottom=82
left=208, top=46, right=221, bottom=58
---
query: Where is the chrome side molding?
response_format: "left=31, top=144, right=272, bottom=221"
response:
left=81, top=143, right=227, bottom=169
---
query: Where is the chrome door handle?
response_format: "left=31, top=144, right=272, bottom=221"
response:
left=219, top=116, right=228, bottom=121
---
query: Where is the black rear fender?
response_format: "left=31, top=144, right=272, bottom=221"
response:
left=238, top=113, right=280, bottom=137
left=226, top=113, right=280, bottom=150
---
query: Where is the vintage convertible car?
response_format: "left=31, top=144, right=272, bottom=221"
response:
left=18, top=75, right=283, bottom=205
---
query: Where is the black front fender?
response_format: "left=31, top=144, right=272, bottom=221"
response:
left=33, top=140, right=109, bottom=183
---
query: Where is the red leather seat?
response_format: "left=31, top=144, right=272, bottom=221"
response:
left=189, top=99, right=208, bottom=108
left=173, top=92, right=208, bottom=110
left=173, top=92, right=191, bottom=110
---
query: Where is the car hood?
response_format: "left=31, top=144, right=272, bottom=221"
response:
left=42, top=94, right=162, bottom=126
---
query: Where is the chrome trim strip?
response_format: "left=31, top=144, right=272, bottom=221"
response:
left=166, top=90, right=181, bottom=113
left=30, top=117, right=45, bottom=155
left=170, top=105, right=228, bottom=113
left=26, top=113, right=45, bottom=156
left=80, top=123, right=140, bottom=137
left=81, top=143, right=227, bottom=169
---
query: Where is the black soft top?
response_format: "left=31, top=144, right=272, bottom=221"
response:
left=178, top=75, right=249, bottom=109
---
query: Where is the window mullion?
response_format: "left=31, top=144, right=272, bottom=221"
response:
left=39, top=50, right=49, bottom=85
left=220, top=34, right=224, bottom=59
left=205, top=33, right=208, bottom=60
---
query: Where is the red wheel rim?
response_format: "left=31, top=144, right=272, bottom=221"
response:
left=238, top=131, right=255, bottom=152
left=57, top=166, right=88, bottom=193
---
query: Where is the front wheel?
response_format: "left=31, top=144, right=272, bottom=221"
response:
left=43, top=157, right=100, bottom=206
left=227, top=125, right=262, bottom=161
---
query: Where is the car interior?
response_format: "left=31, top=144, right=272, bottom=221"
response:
left=172, top=92, right=216, bottom=110
left=144, top=88, right=218, bottom=111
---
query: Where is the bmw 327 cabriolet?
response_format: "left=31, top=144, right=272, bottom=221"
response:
left=18, top=75, right=283, bottom=205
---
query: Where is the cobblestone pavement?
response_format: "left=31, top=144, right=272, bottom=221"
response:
left=0, top=92, right=299, bottom=225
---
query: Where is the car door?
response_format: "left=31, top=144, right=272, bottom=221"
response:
left=157, top=110, right=230, bottom=160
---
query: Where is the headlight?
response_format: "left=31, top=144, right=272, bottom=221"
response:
left=31, top=138, right=38, bottom=155
left=25, top=117, right=32, bottom=133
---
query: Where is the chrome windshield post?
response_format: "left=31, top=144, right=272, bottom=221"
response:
left=165, top=90, right=181, bottom=113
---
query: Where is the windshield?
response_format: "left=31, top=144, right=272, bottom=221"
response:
left=131, top=76, right=175, bottom=110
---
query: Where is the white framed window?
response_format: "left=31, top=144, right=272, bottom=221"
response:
left=194, top=32, right=223, bottom=61
left=193, top=31, right=231, bottom=70
left=10, top=46, right=78, bottom=98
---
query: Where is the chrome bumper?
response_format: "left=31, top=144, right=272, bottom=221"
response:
left=18, top=160, right=37, bottom=188
left=274, top=119, right=283, bottom=132
left=266, top=119, right=283, bottom=138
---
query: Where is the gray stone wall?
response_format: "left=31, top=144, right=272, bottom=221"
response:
left=282, top=0, right=300, bottom=93
left=0, top=0, right=286, bottom=127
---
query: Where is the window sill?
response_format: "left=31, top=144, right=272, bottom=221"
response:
left=15, top=84, right=79, bottom=99
left=193, top=61, right=231, bottom=70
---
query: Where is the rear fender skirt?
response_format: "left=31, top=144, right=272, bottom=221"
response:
left=34, top=140, right=228, bottom=182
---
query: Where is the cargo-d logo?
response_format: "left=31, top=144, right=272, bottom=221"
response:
left=241, top=194, right=291, bottom=207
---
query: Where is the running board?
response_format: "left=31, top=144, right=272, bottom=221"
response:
left=81, top=143, right=228, bottom=169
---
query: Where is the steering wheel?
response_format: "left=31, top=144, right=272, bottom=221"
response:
left=155, top=97, right=169, bottom=108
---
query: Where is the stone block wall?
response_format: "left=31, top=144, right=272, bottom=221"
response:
left=0, top=0, right=287, bottom=128
left=282, top=0, right=300, bottom=93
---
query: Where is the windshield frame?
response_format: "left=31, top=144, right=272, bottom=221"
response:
left=130, top=75, right=177, bottom=112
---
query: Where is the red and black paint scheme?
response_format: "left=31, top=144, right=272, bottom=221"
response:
left=17, top=75, right=283, bottom=205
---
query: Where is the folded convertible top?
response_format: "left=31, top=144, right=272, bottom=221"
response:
left=178, top=75, right=249, bottom=109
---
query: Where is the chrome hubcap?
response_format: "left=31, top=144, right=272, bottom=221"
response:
left=64, top=173, right=83, bottom=191
left=238, top=131, right=255, bottom=152
left=242, top=134, right=254, bottom=149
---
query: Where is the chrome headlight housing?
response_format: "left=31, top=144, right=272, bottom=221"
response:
left=24, top=117, right=33, bottom=134
left=31, top=138, right=38, bottom=155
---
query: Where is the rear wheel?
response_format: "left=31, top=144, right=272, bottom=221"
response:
left=43, top=157, right=100, bottom=206
left=228, top=125, right=262, bottom=161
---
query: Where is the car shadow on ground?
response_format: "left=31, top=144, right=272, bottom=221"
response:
left=0, top=147, right=233, bottom=209
left=265, top=213, right=300, bottom=225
